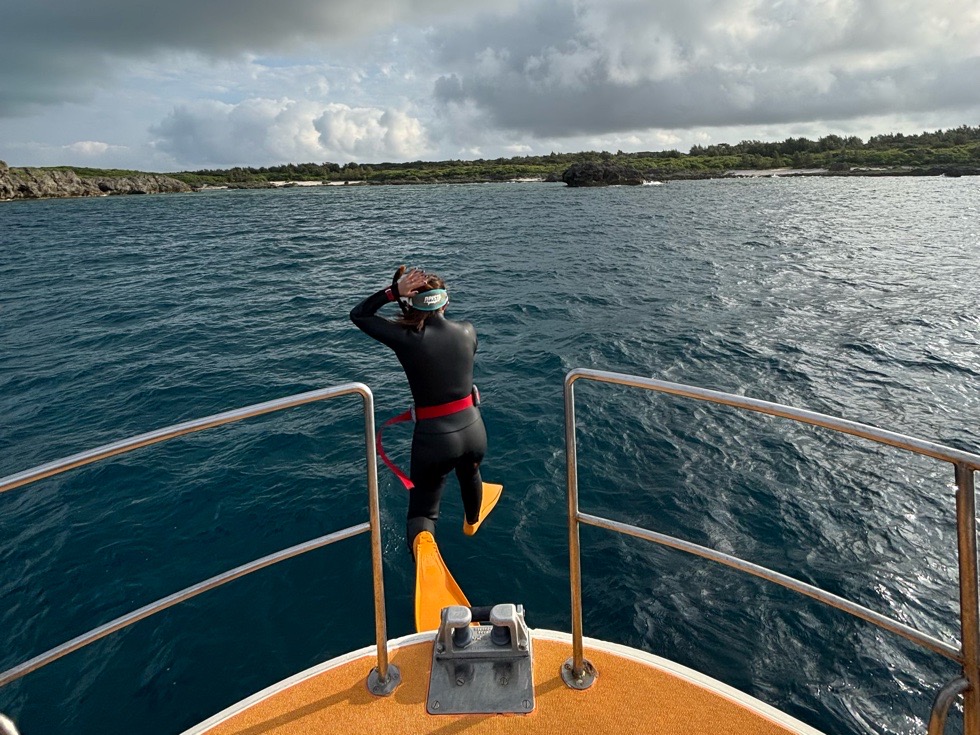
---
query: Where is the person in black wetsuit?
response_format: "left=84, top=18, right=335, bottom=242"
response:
left=350, top=266, right=488, bottom=554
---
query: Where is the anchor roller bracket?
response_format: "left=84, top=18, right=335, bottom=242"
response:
left=426, top=603, right=534, bottom=715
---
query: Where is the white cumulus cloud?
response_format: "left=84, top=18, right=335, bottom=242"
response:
left=65, top=141, right=117, bottom=156
left=313, top=104, right=432, bottom=161
left=151, top=98, right=430, bottom=167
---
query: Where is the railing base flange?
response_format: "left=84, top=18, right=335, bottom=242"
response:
left=367, top=663, right=402, bottom=696
left=561, top=657, right=597, bottom=690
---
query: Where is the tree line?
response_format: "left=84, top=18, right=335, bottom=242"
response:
left=123, top=124, right=980, bottom=186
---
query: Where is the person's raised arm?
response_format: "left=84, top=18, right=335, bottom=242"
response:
left=349, top=267, right=429, bottom=346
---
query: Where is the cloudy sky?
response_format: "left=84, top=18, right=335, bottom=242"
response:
left=1, top=0, right=978, bottom=172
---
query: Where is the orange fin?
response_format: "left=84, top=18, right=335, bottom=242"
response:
left=414, top=531, right=470, bottom=632
left=463, top=482, right=503, bottom=536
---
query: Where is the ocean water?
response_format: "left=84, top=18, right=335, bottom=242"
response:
left=1, top=177, right=979, bottom=734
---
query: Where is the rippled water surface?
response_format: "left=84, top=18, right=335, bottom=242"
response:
left=2, top=178, right=979, bottom=734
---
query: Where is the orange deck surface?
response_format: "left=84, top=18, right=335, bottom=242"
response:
left=200, top=636, right=812, bottom=735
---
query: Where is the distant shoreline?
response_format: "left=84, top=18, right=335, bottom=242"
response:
left=202, top=165, right=979, bottom=189
left=2, top=164, right=977, bottom=202
left=5, top=123, right=979, bottom=198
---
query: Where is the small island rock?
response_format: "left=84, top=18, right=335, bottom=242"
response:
left=562, top=162, right=646, bottom=187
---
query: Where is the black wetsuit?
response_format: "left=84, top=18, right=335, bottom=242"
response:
left=350, top=289, right=487, bottom=549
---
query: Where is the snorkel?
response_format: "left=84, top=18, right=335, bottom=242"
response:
left=391, top=265, right=411, bottom=317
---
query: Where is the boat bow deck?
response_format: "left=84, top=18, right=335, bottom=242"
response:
left=187, top=630, right=821, bottom=735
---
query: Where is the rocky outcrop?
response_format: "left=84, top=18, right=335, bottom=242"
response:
left=91, top=174, right=192, bottom=195
left=0, top=164, right=192, bottom=200
left=0, top=167, right=98, bottom=199
left=562, top=162, right=646, bottom=187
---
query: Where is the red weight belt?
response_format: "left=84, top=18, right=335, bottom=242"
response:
left=376, top=393, right=475, bottom=490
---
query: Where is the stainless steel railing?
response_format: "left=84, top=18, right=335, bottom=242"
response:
left=0, top=383, right=402, bottom=724
left=563, top=368, right=980, bottom=735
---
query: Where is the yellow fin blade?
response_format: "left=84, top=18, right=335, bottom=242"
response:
left=463, top=482, right=503, bottom=536
left=414, top=531, right=470, bottom=632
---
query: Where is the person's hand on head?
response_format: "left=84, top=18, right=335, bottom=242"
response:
left=397, top=267, right=429, bottom=297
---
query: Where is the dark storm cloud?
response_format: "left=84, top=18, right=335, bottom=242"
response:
left=430, top=0, right=980, bottom=136
left=436, top=58, right=980, bottom=136
left=0, top=0, right=458, bottom=115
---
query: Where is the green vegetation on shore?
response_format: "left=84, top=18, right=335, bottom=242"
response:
left=170, top=124, right=980, bottom=186
left=47, top=166, right=152, bottom=179
left=14, top=124, right=980, bottom=188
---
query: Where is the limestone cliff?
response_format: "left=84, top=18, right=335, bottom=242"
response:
left=0, top=162, right=192, bottom=200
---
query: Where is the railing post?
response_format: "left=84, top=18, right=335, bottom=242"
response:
left=0, top=383, right=403, bottom=700
left=558, top=368, right=980, bottom=721
left=363, top=388, right=400, bottom=696
left=561, top=372, right=596, bottom=690
left=956, top=463, right=980, bottom=733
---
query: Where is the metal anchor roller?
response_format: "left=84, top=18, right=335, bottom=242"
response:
left=426, top=603, right=534, bottom=715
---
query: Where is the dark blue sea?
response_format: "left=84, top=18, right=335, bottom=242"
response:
left=1, top=177, right=979, bottom=734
